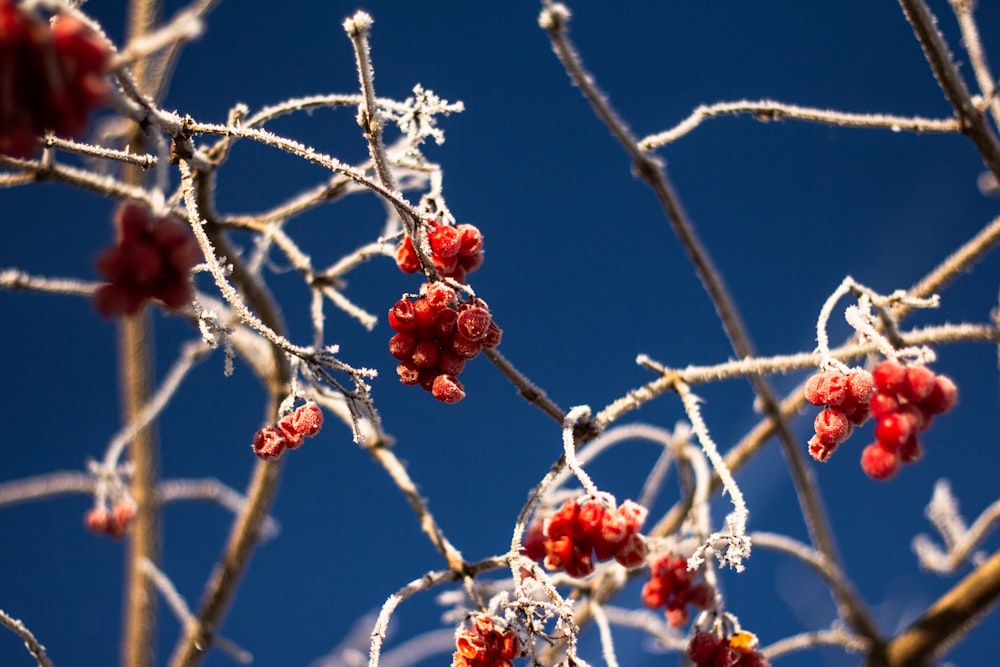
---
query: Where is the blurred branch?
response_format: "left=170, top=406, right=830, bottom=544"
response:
left=0, top=609, right=53, bottom=667
left=865, top=547, right=1000, bottom=667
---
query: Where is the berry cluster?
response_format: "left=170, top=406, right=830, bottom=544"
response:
left=860, top=360, right=958, bottom=480
left=521, top=498, right=648, bottom=578
left=84, top=501, right=136, bottom=539
left=94, top=201, right=201, bottom=317
left=251, top=402, right=325, bottom=459
left=395, top=221, right=484, bottom=284
left=0, top=2, right=110, bottom=157
left=641, top=554, right=713, bottom=628
left=389, top=284, right=502, bottom=404
left=804, top=368, right=875, bottom=462
left=687, top=631, right=770, bottom=667
left=452, top=615, right=520, bottom=667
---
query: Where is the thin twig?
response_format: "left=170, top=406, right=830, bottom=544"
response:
left=640, top=99, right=959, bottom=150
left=0, top=608, right=54, bottom=667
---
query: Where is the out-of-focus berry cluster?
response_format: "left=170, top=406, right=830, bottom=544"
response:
left=389, top=284, right=501, bottom=404
left=522, top=498, right=648, bottom=578
left=861, top=360, right=957, bottom=480
left=251, top=402, right=324, bottom=460
left=641, top=554, right=713, bottom=627
left=452, top=615, right=520, bottom=667
left=94, top=201, right=201, bottom=316
left=84, top=500, right=136, bottom=539
left=687, top=631, right=770, bottom=667
left=0, top=1, right=110, bottom=157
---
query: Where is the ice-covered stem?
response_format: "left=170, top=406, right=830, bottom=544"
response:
left=368, top=559, right=506, bottom=667
left=640, top=99, right=959, bottom=150
left=343, top=11, right=435, bottom=282
left=948, top=0, right=1000, bottom=129
left=865, top=546, right=1000, bottom=667
left=590, top=601, right=620, bottom=667
left=562, top=406, right=600, bottom=497
left=538, top=2, right=862, bottom=636
left=673, top=381, right=750, bottom=572
left=364, top=440, right=465, bottom=571
left=0, top=608, right=53, bottom=667
left=898, top=0, right=1000, bottom=181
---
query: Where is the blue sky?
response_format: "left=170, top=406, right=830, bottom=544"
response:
left=1, top=2, right=999, bottom=666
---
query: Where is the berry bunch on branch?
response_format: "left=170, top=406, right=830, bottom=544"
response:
left=521, top=497, right=648, bottom=577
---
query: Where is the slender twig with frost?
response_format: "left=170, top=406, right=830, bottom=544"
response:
left=639, top=100, right=959, bottom=150
left=0, top=609, right=53, bottom=667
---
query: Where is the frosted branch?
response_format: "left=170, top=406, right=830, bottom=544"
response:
left=0, top=608, right=53, bottom=667
left=913, top=479, right=999, bottom=574
left=639, top=99, right=959, bottom=150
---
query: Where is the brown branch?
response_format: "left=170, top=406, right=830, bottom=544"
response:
left=865, top=547, right=1000, bottom=666
left=898, top=0, right=1000, bottom=181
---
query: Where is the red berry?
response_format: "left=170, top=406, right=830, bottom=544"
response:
left=429, top=225, right=461, bottom=258
left=431, top=374, right=466, bottom=404
left=389, top=333, right=417, bottom=361
left=688, top=632, right=719, bottom=664
left=481, top=321, right=503, bottom=348
left=614, top=532, right=647, bottom=568
left=808, top=434, right=837, bottom=462
left=814, top=407, right=851, bottom=445
left=922, top=375, right=958, bottom=414
left=252, top=426, right=287, bottom=459
left=713, top=646, right=742, bottom=667
left=292, top=403, right=323, bottom=437
left=803, top=371, right=848, bottom=406
left=846, top=369, right=876, bottom=403
left=874, top=412, right=913, bottom=451
left=902, top=366, right=937, bottom=402
left=457, top=224, right=483, bottom=256
left=394, top=237, right=421, bottom=273
left=423, top=282, right=456, bottom=310
left=873, top=360, right=907, bottom=393
left=898, top=435, right=923, bottom=463
left=436, top=349, right=466, bottom=376
left=433, top=307, right=458, bottom=338
left=276, top=414, right=304, bottom=448
left=450, top=333, right=482, bottom=359
left=861, top=443, right=900, bottom=480
left=411, top=340, right=441, bottom=368
left=396, top=361, right=421, bottom=385
left=388, top=299, right=417, bottom=332
left=457, top=306, right=492, bottom=342
left=577, top=500, right=606, bottom=539
left=869, top=391, right=899, bottom=418
left=85, top=507, right=111, bottom=534
left=432, top=252, right=459, bottom=275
